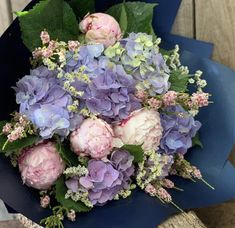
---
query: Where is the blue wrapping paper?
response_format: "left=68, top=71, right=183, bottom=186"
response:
left=0, top=0, right=235, bottom=227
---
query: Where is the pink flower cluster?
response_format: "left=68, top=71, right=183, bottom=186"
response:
left=2, top=114, right=31, bottom=143
left=157, top=187, right=172, bottom=203
left=33, top=31, right=80, bottom=59
left=190, top=92, right=209, bottom=108
left=163, top=91, right=178, bottom=106
left=40, top=195, right=50, bottom=208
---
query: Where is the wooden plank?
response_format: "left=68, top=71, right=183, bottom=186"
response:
left=172, top=0, right=194, bottom=38
left=195, top=0, right=235, bottom=69
left=11, top=0, right=31, bottom=18
left=0, top=0, right=12, bottom=36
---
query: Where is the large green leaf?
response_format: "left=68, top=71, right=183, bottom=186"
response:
left=66, top=0, right=95, bottom=20
left=169, top=69, right=189, bottom=93
left=17, top=0, right=79, bottom=51
left=106, top=2, right=157, bottom=37
left=0, top=135, right=39, bottom=154
left=121, top=144, right=144, bottom=163
left=106, top=3, right=127, bottom=34
left=55, top=176, right=91, bottom=212
left=56, top=142, right=78, bottom=167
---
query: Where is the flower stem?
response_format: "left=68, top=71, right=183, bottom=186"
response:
left=173, top=186, right=184, bottom=191
left=171, top=201, right=184, bottom=213
left=201, top=178, right=215, bottom=190
left=2, top=139, right=9, bottom=151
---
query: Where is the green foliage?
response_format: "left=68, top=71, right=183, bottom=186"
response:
left=17, top=0, right=79, bottom=51
left=192, top=134, right=203, bottom=148
left=0, top=135, right=39, bottom=155
left=55, top=176, right=91, bottom=212
left=56, top=141, right=79, bottom=167
left=121, top=144, right=144, bottom=163
left=169, top=69, right=189, bottom=92
left=106, top=2, right=157, bottom=37
left=66, top=0, right=95, bottom=20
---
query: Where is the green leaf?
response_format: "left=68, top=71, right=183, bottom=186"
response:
left=66, top=0, right=95, bottom=20
left=169, top=69, right=189, bottom=92
left=55, top=176, right=91, bottom=212
left=192, top=134, right=203, bottom=148
left=106, top=2, right=157, bottom=37
left=121, top=144, right=144, bottom=163
left=56, top=142, right=78, bottom=167
left=0, top=135, right=39, bottom=154
left=106, top=3, right=127, bottom=34
left=17, top=0, right=79, bottom=51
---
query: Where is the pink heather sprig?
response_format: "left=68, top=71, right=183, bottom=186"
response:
left=171, top=154, right=214, bottom=190
left=135, top=89, right=148, bottom=101
left=190, top=92, right=209, bottom=108
left=147, top=98, right=162, bottom=110
left=40, top=195, right=50, bottom=208
left=1, top=113, right=36, bottom=149
left=163, top=91, right=178, bottom=106
left=68, top=41, right=80, bottom=52
left=33, top=30, right=80, bottom=62
left=145, top=183, right=184, bottom=212
left=156, top=187, right=172, bottom=203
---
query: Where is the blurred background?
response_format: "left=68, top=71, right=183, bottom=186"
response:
left=1, top=0, right=235, bottom=227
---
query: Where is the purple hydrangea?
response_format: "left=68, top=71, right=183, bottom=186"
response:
left=119, top=33, right=170, bottom=95
left=160, top=105, right=201, bottom=155
left=84, top=65, right=141, bottom=121
left=66, top=150, right=134, bottom=205
left=14, top=67, right=75, bottom=138
left=65, top=44, right=108, bottom=78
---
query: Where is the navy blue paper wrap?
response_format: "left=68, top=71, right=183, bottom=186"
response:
left=0, top=1, right=235, bottom=227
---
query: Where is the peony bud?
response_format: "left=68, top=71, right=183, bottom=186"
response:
left=18, top=141, right=65, bottom=190
left=70, top=118, right=114, bottom=159
left=79, top=13, right=122, bottom=47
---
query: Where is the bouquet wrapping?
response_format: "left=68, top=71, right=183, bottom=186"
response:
left=1, top=0, right=235, bottom=227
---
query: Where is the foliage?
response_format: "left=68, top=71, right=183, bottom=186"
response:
left=106, top=2, right=157, bottom=37
left=16, top=0, right=79, bottom=51
left=55, top=176, right=91, bottom=212
left=121, top=144, right=144, bottom=163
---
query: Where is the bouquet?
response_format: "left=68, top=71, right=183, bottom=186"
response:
left=1, top=0, right=235, bottom=227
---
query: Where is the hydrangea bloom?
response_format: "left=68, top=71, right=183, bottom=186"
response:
left=84, top=64, right=141, bottom=121
left=160, top=105, right=201, bottom=155
left=14, top=67, right=73, bottom=138
left=105, top=33, right=170, bottom=95
left=66, top=150, right=134, bottom=205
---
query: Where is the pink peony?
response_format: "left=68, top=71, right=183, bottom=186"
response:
left=70, top=118, right=114, bottom=158
left=114, top=109, right=163, bottom=151
left=79, top=13, right=122, bottom=47
left=18, top=142, right=65, bottom=190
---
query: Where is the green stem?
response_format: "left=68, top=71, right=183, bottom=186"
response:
left=170, top=201, right=184, bottom=213
left=2, top=139, right=9, bottom=151
left=201, top=178, right=215, bottom=190
left=173, top=186, right=184, bottom=192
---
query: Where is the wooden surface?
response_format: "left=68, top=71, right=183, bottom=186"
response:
left=172, top=0, right=194, bottom=38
